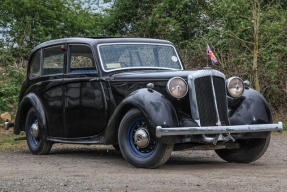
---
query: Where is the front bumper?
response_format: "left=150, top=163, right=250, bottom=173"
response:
left=156, top=122, right=283, bottom=138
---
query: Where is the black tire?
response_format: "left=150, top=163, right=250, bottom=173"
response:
left=25, top=108, right=52, bottom=155
left=215, top=132, right=271, bottom=163
left=118, top=108, right=173, bottom=168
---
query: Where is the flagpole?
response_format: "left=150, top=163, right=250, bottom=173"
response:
left=206, top=44, right=209, bottom=67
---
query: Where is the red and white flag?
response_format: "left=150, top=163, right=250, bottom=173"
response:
left=207, top=44, right=218, bottom=65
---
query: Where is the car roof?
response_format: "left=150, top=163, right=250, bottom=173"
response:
left=31, top=37, right=174, bottom=53
left=28, top=37, right=181, bottom=76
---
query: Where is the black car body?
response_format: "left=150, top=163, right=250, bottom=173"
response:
left=4, top=37, right=283, bottom=168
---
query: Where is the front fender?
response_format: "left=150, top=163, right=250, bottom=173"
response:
left=103, top=88, right=179, bottom=144
left=14, top=93, right=47, bottom=135
left=229, top=88, right=272, bottom=125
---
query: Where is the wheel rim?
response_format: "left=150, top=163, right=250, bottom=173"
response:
left=127, top=118, right=157, bottom=158
left=28, top=116, right=40, bottom=147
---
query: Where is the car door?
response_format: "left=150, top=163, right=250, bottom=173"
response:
left=63, top=44, right=107, bottom=138
left=35, top=45, right=65, bottom=137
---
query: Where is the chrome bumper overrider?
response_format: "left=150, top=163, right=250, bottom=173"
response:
left=4, top=121, right=14, bottom=130
left=156, top=122, right=283, bottom=138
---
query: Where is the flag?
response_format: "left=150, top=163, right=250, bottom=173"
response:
left=207, top=44, right=218, bottom=65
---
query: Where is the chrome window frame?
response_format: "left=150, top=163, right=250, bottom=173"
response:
left=67, top=43, right=98, bottom=74
left=97, top=43, right=184, bottom=72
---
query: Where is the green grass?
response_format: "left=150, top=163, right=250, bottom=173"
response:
left=273, top=130, right=287, bottom=136
left=0, top=130, right=26, bottom=150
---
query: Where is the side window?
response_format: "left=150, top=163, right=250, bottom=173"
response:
left=29, top=50, right=41, bottom=78
left=43, top=46, right=64, bottom=75
left=69, top=44, right=96, bottom=73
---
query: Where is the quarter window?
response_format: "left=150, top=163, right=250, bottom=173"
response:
left=43, top=46, right=64, bottom=75
left=29, top=50, right=41, bottom=78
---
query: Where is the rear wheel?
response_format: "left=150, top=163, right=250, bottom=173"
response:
left=25, top=108, right=52, bottom=155
left=215, top=132, right=271, bottom=163
left=118, top=108, right=173, bottom=168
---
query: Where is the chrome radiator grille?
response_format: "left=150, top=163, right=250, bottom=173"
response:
left=188, top=69, right=229, bottom=127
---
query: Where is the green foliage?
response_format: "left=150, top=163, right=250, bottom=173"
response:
left=0, top=42, right=17, bottom=67
left=103, top=0, right=208, bottom=45
left=0, top=65, right=25, bottom=115
left=258, top=4, right=287, bottom=110
left=0, top=0, right=103, bottom=59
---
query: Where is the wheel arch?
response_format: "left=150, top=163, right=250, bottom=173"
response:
left=14, top=93, right=47, bottom=135
left=103, top=88, right=179, bottom=144
left=229, top=88, right=273, bottom=126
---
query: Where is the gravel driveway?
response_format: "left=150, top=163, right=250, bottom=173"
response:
left=0, top=135, right=286, bottom=192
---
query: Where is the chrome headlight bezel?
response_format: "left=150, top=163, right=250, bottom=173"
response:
left=166, top=77, right=188, bottom=99
left=226, top=76, right=244, bottom=98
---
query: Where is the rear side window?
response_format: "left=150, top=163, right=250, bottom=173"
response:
left=29, top=50, right=41, bottom=78
left=43, top=46, right=64, bottom=75
left=69, top=44, right=97, bottom=74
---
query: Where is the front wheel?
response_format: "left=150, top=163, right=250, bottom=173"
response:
left=215, top=132, right=271, bottom=163
left=25, top=108, right=52, bottom=155
left=118, top=108, right=173, bottom=168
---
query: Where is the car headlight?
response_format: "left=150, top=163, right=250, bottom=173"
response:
left=167, top=77, right=188, bottom=99
left=226, top=77, right=244, bottom=97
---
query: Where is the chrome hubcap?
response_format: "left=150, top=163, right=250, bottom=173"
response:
left=133, top=127, right=150, bottom=148
left=30, top=121, right=39, bottom=138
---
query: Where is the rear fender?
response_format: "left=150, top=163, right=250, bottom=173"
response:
left=14, top=93, right=47, bottom=135
left=103, top=88, right=179, bottom=144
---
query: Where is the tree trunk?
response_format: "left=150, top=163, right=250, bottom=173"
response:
left=252, top=0, right=260, bottom=92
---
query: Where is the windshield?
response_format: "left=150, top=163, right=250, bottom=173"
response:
left=98, top=43, right=183, bottom=72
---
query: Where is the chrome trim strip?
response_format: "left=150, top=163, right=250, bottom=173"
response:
left=210, top=74, right=221, bottom=126
left=156, top=122, right=283, bottom=138
left=102, top=67, right=179, bottom=72
left=188, top=73, right=200, bottom=125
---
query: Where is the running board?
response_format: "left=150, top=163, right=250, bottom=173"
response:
left=47, top=135, right=104, bottom=144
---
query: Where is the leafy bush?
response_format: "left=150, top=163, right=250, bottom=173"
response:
left=0, top=65, right=26, bottom=119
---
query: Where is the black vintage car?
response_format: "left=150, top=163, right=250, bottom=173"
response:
left=4, top=37, right=283, bottom=168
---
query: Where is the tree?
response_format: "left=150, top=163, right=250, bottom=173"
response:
left=0, top=0, right=105, bottom=115
left=252, top=0, right=261, bottom=92
left=202, top=0, right=287, bottom=109
left=0, top=0, right=103, bottom=60
left=103, top=0, right=208, bottom=46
